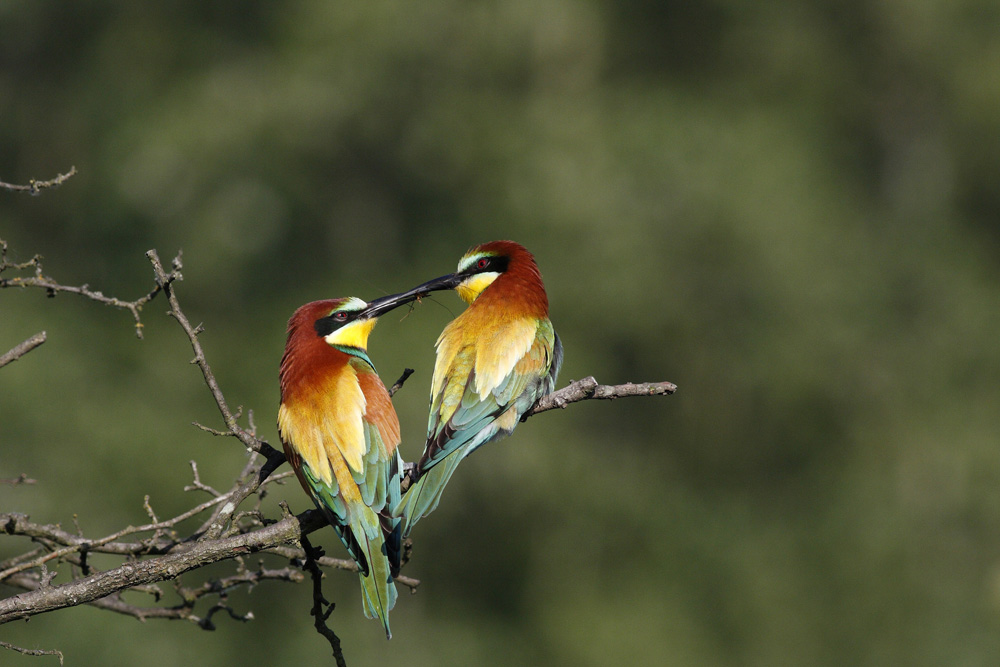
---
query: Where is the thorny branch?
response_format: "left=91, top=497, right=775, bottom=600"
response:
left=1, top=242, right=675, bottom=664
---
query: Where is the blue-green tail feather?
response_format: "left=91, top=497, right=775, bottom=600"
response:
left=302, top=463, right=398, bottom=638
left=394, top=451, right=467, bottom=537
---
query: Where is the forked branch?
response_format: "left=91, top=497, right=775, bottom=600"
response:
left=0, top=238, right=180, bottom=339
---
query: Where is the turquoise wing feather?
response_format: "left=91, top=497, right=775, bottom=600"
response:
left=299, top=410, right=401, bottom=638
left=395, top=320, right=561, bottom=535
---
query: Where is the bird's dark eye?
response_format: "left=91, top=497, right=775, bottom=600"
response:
left=333, top=311, right=349, bottom=321
left=476, top=257, right=490, bottom=270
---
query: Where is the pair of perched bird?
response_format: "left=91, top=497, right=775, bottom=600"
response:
left=277, top=241, right=562, bottom=638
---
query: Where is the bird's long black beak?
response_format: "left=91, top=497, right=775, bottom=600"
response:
left=361, top=273, right=463, bottom=319
left=401, top=272, right=464, bottom=297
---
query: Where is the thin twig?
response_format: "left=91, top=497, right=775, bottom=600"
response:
left=183, top=461, right=222, bottom=498
left=196, top=449, right=288, bottom=541
left=0, top=469, right=293, bottom=565
left=0, top=489, right=237, bottom=573
left=194, top=601, right=254, bottom=630
left=388, top=368, right=414, bottom=397
left=0, top=509, right=329, bottom=624
left=145, top=250, right=276, bottom=458
left=300, top=535, right=349, bottom=667
left=526, top=377, right=677, bottom=417
left=1, top=508, right=209, bottom=581
left=145, top=249, right=287, bottom=540
left=0, top=239, right=181, bottom=339
left=398, top=376, right=676, bottom=490
left=5, top=562, right=301, bottom=625
left=0, top=640, right=63, bottom=664
left=0, top=547, right=46, bottom=572
left=0, top=166, right=77, bottom=195
left=0, top=332, right=47, bottom=368
left=267, top=545, right=421, bottom=593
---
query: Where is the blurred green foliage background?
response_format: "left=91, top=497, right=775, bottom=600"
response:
left=3, top=1, right=1000, bottom=665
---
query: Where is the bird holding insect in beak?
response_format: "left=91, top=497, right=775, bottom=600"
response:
left=392, top=241, right=563, bottom=536
left=277, top=296, right=406, bottom=639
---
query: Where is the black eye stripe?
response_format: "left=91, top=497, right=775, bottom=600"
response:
left=314, top=316, right=335, bottom=337
left=466, top=255, right=508, bottom=274
left=314, top=310, right=354, bottom=336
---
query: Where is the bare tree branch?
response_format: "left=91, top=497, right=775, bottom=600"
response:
left=300, top=535, right=348, bottom=667
left=527, top=377, right=677, bottom=417
left=0, top=166, right=77, bottom=195
left=144, top=250, right=289, bottom=541
left=0, top=640, right=63, bottom=665
left=0, top=509, right=328, bottom=624
left=3, top=242, right=368, bottom=663
left=1, top=242, right=675, bottom=666
left=145, top=250, right=277, bottom=461
left=388, top=368, right=415, bottom=397
left=398, top=377, right=678, bottom=490
left=0, top=331, right=47, bottom=368
left=4, top=561, right=302, bottom=625
left=265, top=545, right=421, bottom=593
left=0, top=238, right=180, bottom=339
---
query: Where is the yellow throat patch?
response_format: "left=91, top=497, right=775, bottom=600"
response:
left=456, top=272, right=499, bottom=304
left=325, top=317, right=376, bottom=350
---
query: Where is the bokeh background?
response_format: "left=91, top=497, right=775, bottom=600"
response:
left=3, top=1, right=1000, bottom=665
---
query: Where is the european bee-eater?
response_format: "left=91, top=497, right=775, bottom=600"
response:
left=277, top=296, right=405, bottom=638
left=392, top=241, right=563, bottom=536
